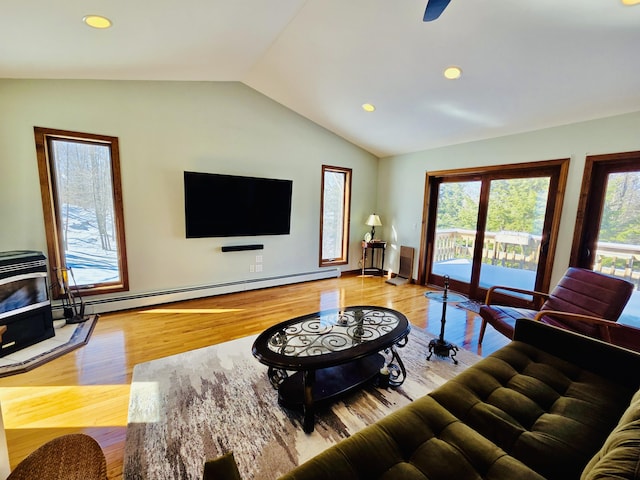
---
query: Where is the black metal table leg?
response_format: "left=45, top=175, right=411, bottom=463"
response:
left=302, top=369, right=316, bottom=433
left=386, top=336, right=409, bottom=387
left=425, top=275, right=461, bottom=364
left=427, top=338, right=459, bottom=364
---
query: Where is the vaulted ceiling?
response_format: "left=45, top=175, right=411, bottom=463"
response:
left=3, top=0, right=639, bottom=157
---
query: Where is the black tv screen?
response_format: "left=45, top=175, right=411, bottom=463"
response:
left=184, top=171, right=293, bottom=238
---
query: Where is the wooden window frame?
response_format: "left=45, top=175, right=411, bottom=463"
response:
left=419, top=158, right=569, bottom=301
left=570, top=150, right=640, bottom=268
left=319, top=165, right=352, bottom=267
left=34, top=127, right=129, bottom=299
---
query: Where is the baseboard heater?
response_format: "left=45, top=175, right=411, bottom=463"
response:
left=58, top=269, right=340, bottom=315
left=221, top=244, right=264, bottom=252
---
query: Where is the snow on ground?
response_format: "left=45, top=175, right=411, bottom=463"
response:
left=63, top=204, right=120, bottom=286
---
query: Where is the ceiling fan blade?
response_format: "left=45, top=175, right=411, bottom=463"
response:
left=423, top=0, right=452, bottom=21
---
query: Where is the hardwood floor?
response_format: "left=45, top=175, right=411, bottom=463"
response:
left=0, top=274, right=508, bottom=479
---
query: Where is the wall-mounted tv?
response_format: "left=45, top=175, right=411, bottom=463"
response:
left=184, top=171, right=293, bottom=238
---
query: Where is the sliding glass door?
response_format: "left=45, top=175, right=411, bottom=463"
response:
left=422, top=159, right=568, bottom=303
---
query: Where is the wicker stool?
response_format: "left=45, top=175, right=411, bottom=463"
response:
left=7, top=434, right=107, bottom=480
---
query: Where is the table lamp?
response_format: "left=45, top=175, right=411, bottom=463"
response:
left=366, top=214, right=382, bottom=240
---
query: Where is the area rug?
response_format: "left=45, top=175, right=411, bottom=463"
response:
left=124, top=325, right=482, bottom=480
left=0, top=314, right=98, bottom=378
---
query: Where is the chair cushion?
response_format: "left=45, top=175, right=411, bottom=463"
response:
left=478, top=305, right=538, bottom=339
left=429, top=340, right=637, bottom=480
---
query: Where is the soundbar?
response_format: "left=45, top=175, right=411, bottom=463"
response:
left=221, top=244, right=264, bottom=252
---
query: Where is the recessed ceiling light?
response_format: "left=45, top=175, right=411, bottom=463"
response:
left=362, top=103, right=376, bottom=112
left=83, top=15, right=112, bottom=29
left=622, top=0, right=640, bottom=5
left=444, top=66, right=462, bottom=80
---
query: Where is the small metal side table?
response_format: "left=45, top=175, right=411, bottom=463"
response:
left=361, top=241, right=386, bottom=276
left=424, top=276, right=467, bottom=364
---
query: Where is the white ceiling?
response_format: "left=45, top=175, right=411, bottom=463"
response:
left=2, top=0, right=639, bottom=157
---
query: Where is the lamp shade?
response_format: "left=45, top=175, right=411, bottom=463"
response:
left=365, top=214, right=382, bottom=227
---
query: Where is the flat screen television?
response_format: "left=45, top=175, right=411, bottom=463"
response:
left=184, top=171, right=293, bottom=238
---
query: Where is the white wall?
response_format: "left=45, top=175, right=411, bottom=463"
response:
left=377, top=111, right=640, bottom=287
left=0, top=79, right=378, bottom=311
left=3, top=78, right=638, bottom=308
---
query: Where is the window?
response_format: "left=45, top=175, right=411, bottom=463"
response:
left=34, top=127, right=129, bottom=298
left=571, top=150, right=640, bottom=324
left=320, top=165, right=352, bottom=266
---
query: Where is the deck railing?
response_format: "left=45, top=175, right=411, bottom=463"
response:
left=593, top=241, right=640, bottom=289
left=434, top=229, right=542, bottom=271
left=435, top=229, right=640, bottom=289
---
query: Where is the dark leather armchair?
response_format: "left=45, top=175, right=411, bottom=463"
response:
left=478, top=267, right=634, bottom=344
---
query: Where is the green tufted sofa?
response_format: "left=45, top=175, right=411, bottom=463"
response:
left=207, top=318, right=640, bottom=479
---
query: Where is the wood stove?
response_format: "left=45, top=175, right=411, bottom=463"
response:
left=0, top=251, right=54, bottom=357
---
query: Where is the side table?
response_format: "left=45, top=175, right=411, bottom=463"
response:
left=361, top=241, right=386, bottom=276
left=424, top=275, right=466, bottom=364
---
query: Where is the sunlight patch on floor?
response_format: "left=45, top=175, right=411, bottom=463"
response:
left=127, top=381, right=160, bottom=423
left=0, top=385, right=130, bottom=429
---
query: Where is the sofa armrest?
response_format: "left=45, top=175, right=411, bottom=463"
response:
left=581, top=390, right=640, bottom=480
left=513, top=318, right=640, bottom=389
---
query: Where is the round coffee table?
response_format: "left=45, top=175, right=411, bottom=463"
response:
left=252, top=306, right=410, bottom=433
